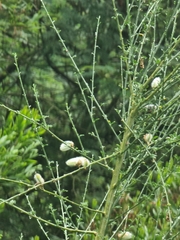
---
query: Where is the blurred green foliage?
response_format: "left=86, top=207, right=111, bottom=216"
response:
left=0, top=106, right=45, bottom=239
left=0, top=106, right=44, bottom=178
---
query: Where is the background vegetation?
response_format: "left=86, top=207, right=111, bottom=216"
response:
left=0, top=0, right=180, bottom=239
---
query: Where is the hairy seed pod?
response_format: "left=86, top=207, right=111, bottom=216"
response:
left=151, top=77, right=161, bottom=88
left=143, top=133, right=153, bottom=145
left=34, top=173, right=44, bottom=184
left=117, top=231, right=133, bottom=239
left=60, top=141, right=74, bottom=151
left=144, top=104, right=157, bottom=113
left=66, top=156, right=90, bottom=168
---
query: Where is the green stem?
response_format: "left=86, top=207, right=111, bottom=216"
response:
left=95, top=109, right=136, bottom=239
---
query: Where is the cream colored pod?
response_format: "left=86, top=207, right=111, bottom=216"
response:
left=66, top=156, right=90, bottom=168
left=143, top=133, right=153, bottom=145
left=60, top=140, right=74, bottom=151
left=151, top=77, right=161, bottom=88
left=34, top=172, right=45, bottom=189
left=144, top=104, right=157, bottom=112
left=117, top=231, right=133, bottom=239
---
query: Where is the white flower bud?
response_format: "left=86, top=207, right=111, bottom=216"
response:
left=34, top=173, right=45, bottom=189
left=117, top=231, right=133, bottom=239
left=151, top=77, right=161, bottom=88
left=143, top=133, right=153, bottom=145
left=66, top=156, right=90, bottom=168
left=60, top=141, right=74, bottom=151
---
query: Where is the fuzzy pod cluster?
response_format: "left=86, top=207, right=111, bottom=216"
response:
left=60, top=140, right=90, bottom=168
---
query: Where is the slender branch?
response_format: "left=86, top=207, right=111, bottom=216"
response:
left=95, top=108, right=137, bottom=239
left=1, top=199, right=97, bottom=235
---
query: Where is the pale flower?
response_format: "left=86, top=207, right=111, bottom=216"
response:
left=151, top=77, right=161, bottom=88
left=66, top=156, right=90, bottom=168
left=117, top=231, right=133, bottom=239
left=60, top=141, right=74, bottom=151
left=143, top=133, right=153, bottom=145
